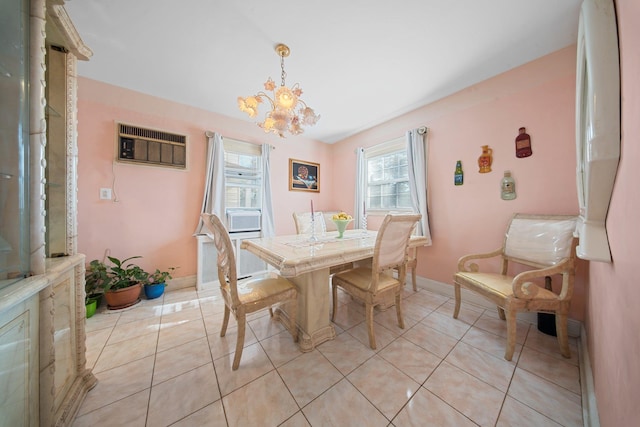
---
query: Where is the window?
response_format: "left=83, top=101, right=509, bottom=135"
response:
left=365, top=137, right=411, bottom=211
left=223, top=138, right=262, bottom=209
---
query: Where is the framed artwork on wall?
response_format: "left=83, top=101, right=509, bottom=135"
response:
left=289, top=159, right=320, bottom=192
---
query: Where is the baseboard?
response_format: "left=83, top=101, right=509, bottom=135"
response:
left=579, top=325, right=601, bottom=427
left=167, top=274, right=197, bottom=291
left=415, top=276, right=582, bottom=338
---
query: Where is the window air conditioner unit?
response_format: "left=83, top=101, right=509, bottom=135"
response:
left=227, top=210, right=261, bottom=233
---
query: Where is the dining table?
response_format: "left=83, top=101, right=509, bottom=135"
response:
left=240, top=229, right=428, bottom=352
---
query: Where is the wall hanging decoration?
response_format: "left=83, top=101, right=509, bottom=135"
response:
left=515, top=127, right=533, bottom=158
left=289, top=158, right=320, bottom=192
left=501, top=170, right=517, bottom=200
left=454, top=160, right=464, bottom=185
left=478, top=145, right=493, bottom=173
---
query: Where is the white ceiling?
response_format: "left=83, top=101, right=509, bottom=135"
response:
left=65, top=0, right=582, bottom=144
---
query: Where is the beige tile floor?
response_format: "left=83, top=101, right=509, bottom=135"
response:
left=74, top=285, right=583, bottom=427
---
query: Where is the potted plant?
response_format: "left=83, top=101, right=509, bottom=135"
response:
left=88, top=255, right=147, bottom=310
left=84, top=259, right=108, bottom=318
left=143, top=267, right=176, bottom=299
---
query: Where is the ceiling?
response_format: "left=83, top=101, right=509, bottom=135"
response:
left=65, top=0, right=583, bottom=144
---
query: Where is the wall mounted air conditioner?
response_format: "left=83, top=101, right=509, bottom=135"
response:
left=116, top=122, right=187, bottom=169
left=227, top=210, right=261, bottom=233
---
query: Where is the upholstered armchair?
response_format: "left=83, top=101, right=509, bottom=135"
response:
left=453, top=214, right=578, bottom=361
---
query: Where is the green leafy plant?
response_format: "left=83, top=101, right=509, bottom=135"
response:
left=147, top=267, right=177, bottom=286
left=85, top=259, right=108, bottom=303
left=106, top=255, right=147, bottom=291
left=86, top=255, right=148, bottom=294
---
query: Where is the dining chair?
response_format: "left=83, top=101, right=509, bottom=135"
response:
left=322, top=211, right=340, bottom=231
left=292, top=211, right=326, bottom=235
left=331, top=213, right=421, bottom=349
left=406, top=248, right=418, bottom=290
left=201, top=213, right=298, bottom=370
left=453, top=213, right=578, bottom=360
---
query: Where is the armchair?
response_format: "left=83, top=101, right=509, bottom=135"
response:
left=453, top=214, right=578, bottom=361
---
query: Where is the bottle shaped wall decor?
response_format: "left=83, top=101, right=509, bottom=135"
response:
left=478, top=145, right=493, bottom=173
left=501, top=170, right=517, bottom=200
left=515, top=127, right=532, bottom=158
left=454, top=160, right=464, bottom=185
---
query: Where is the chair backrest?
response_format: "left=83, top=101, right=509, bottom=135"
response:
left=373, top=213, right=422, bottom=273
left=201, top=213, right=240, bottom=307
left=323, top=211, right=340, bottom=231
left=293, top=211, right=326, bottom=235
left=503, top=214, right=578, bottom=268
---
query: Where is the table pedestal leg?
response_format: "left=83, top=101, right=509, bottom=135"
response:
left=274, top=267, right=336, bottom=352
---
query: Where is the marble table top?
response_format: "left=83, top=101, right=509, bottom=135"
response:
left=241, top=230, right=428, bottom=277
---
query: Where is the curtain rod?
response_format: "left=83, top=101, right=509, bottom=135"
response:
left=203, top=131, right=275, bottom=149
left=353, top=126, right=428, bottom=152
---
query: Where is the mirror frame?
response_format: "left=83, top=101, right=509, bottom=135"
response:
left=575, top=0, right=620, bottom=263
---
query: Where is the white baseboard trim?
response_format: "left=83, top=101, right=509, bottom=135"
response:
left=579, top=325, right=601, bottom=427
left=167, top=274, right=197, bottom=291
left=415, top=276, right=582, bottom=338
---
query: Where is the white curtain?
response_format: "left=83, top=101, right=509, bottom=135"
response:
left=194, top=132, right=226, bottom=235
left=406, top=128, right=432, bottom=244
left=353, top=147, right=366, bottom=229
left=261, top=144, right=275, bottom=237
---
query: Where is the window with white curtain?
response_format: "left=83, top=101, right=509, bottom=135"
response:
left=365, top=137, right=411, bottom=212
left=223, top=138, right=262, bottom=209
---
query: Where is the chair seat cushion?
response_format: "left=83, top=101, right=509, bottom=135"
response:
left=237, top=274, right=296, bottom=305
left=334, top=267, right=400, bottom=293
left=454, top=272, right=558, bottom=300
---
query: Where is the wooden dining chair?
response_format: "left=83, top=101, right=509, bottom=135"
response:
left=331, top=213, right=421, bottom=349
left=201, top=213, right=298, bottom=370
left=453, top=213, right=578, bottom=360
left=292, top=211, right=326, bottom=235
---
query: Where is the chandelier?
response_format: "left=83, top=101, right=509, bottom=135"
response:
left=238, top=44, right=320, bottom=138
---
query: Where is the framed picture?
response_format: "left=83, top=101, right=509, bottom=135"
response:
left=289, top=158, right=320, bottom=192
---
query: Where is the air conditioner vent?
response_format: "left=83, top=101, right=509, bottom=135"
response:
left=117, top=123, right=187, bottom=169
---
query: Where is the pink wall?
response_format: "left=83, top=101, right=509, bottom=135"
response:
left=77, top=80, right=334, bottom=276
left=585, top=0, right=640, bottom=424
left=330, top=46, right=586, bottom=320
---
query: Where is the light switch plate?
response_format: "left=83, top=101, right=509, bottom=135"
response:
left=100, top=188, right=112, bottom=200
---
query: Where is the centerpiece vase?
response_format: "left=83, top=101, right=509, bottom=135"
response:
left=333, top=219, right=352, bottom=238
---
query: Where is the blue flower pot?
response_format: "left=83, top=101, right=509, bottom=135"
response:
left=144, top=283, right=165, bottom=299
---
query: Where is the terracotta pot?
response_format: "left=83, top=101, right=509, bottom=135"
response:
left=104, top=283, right=142, bottom=310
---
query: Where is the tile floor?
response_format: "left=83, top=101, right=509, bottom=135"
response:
left=73, top=285, right=583, bottom=427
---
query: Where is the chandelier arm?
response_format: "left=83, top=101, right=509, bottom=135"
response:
left=255, top=91, right=276, bottom=109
